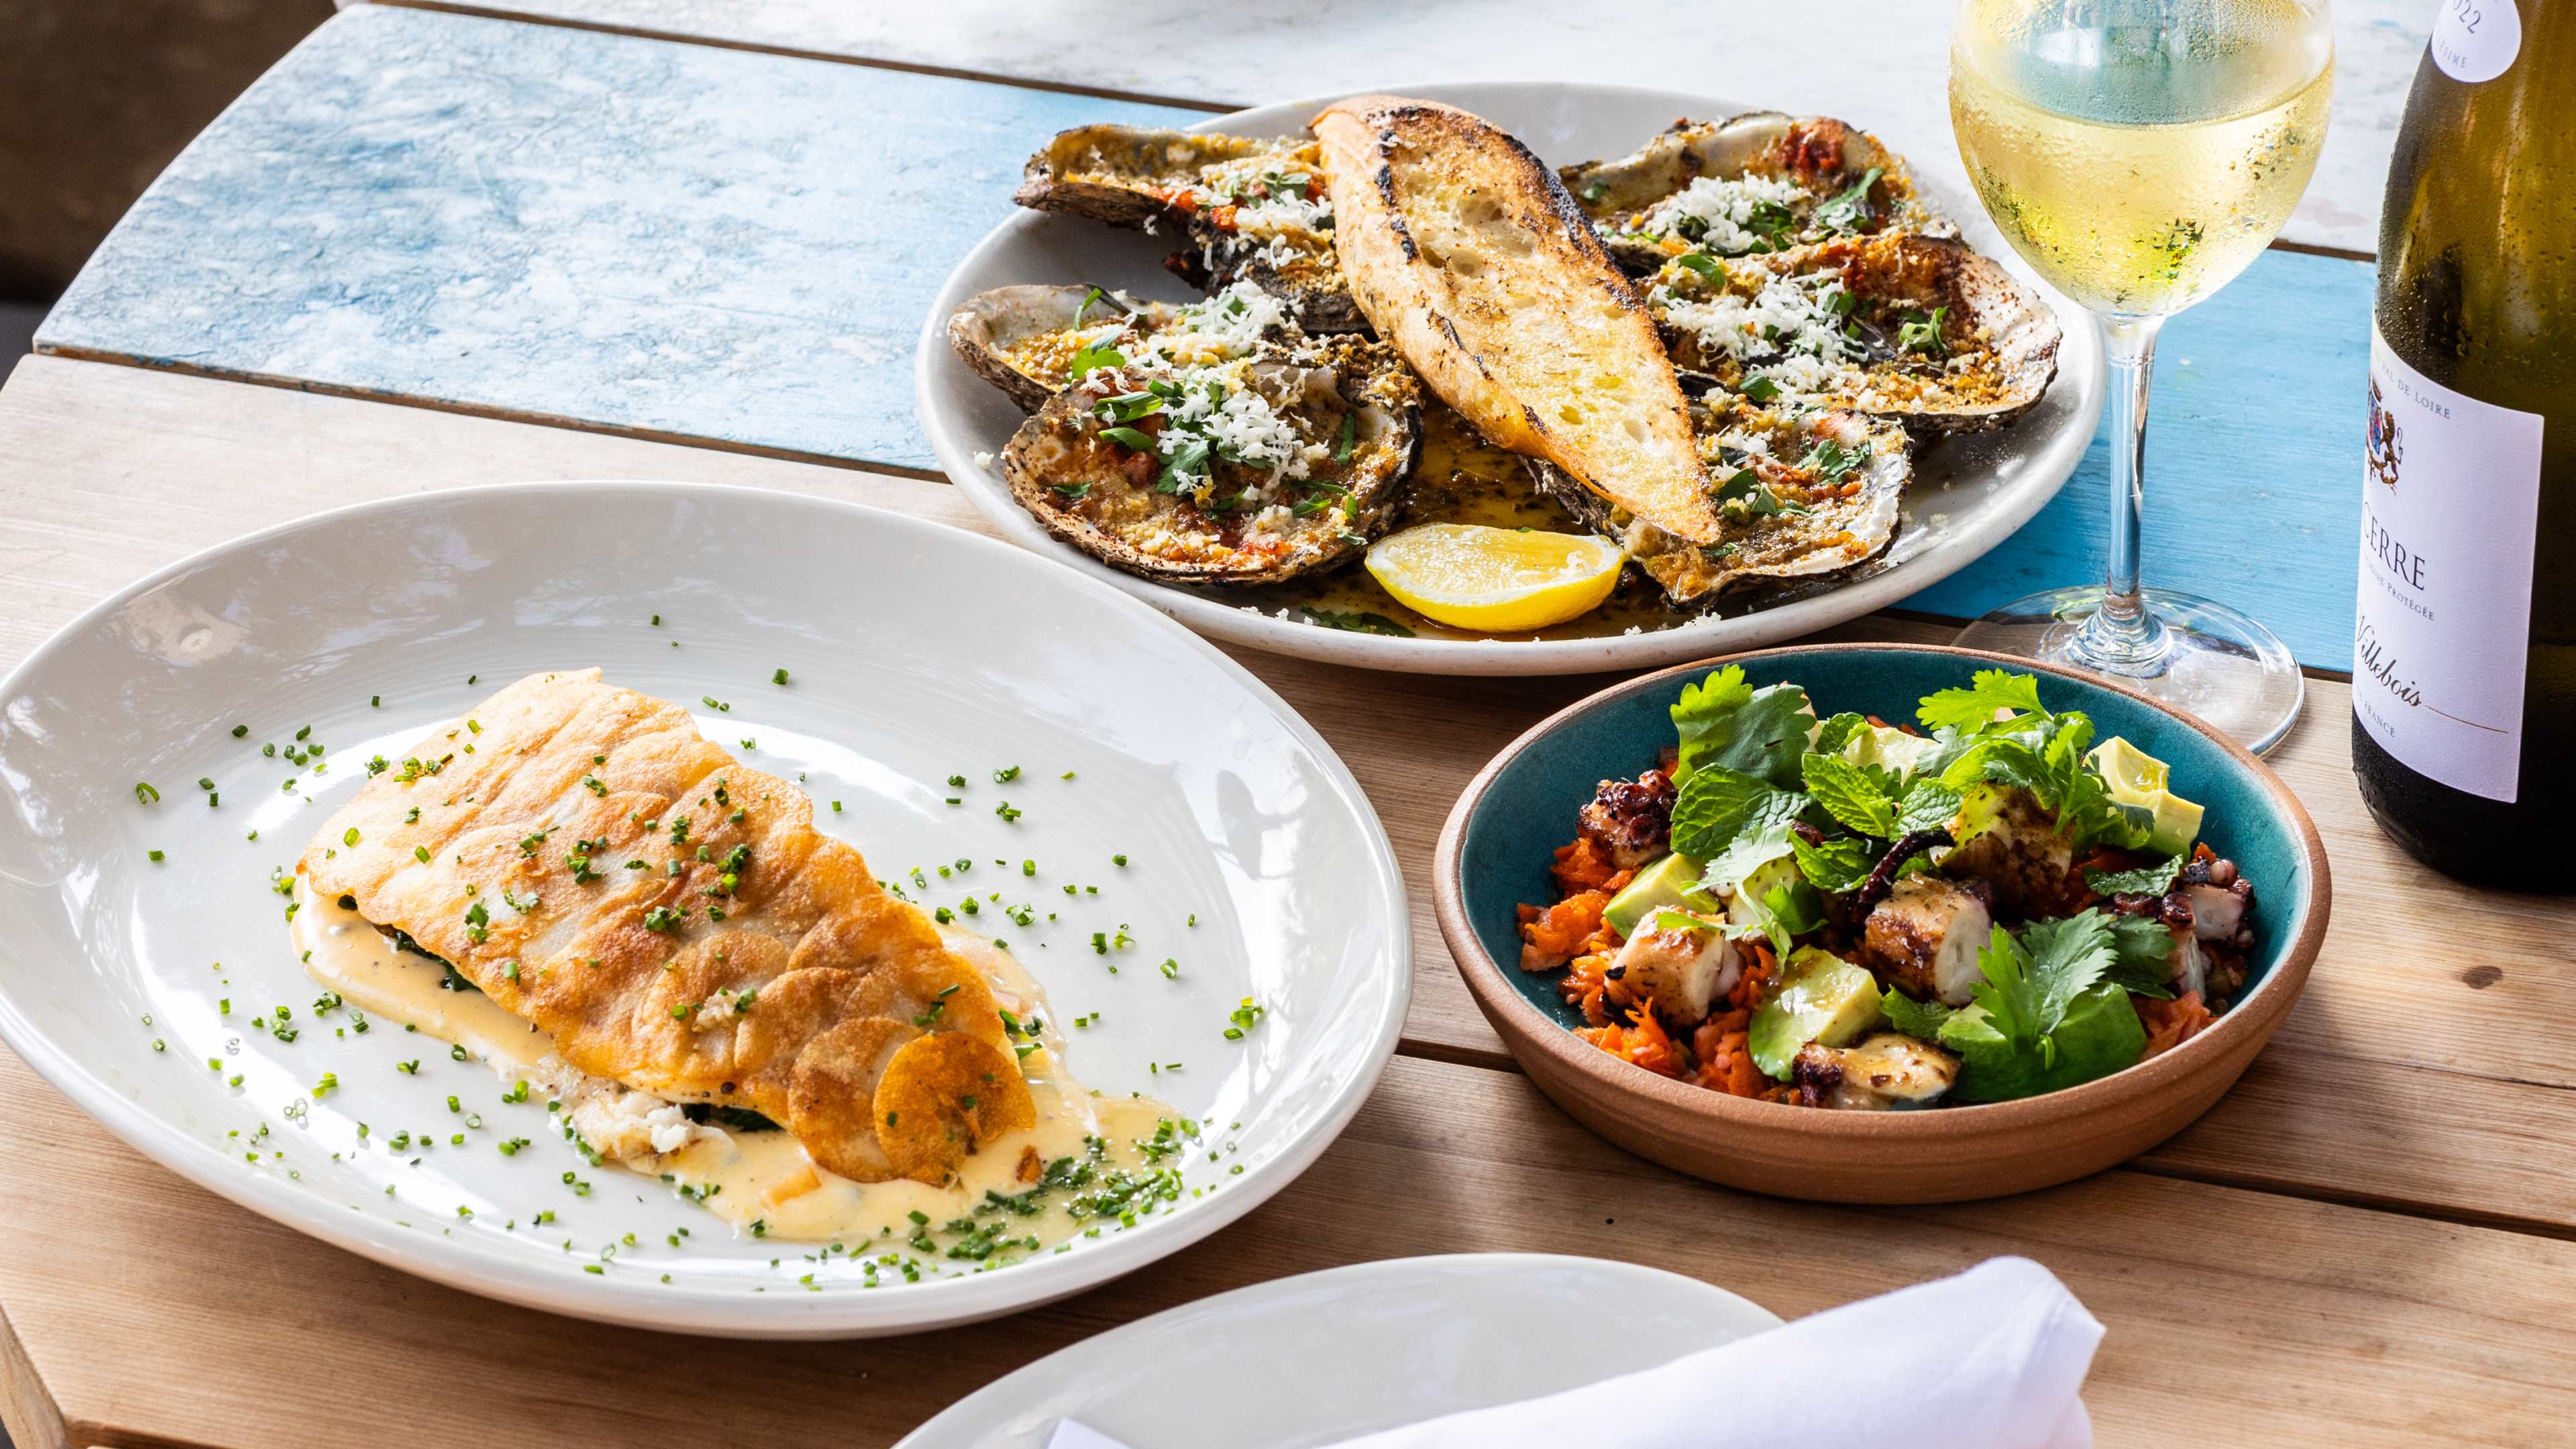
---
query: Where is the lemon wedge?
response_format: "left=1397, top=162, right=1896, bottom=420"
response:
left=1364, top=524, right=1626, bottom=632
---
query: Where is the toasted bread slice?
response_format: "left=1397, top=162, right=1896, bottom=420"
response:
left=1313, top=95, right=1723, bottom=544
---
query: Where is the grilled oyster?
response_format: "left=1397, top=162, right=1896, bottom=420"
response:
left=948, top=284, right=1185, bottom=413
left=999, top=333, right=1419, bottom=584
left=1538, top=397, right=1909, bottom=607
left=1646, top=233, right=2061, bottom=433
left=1561, top=112, right=1946, bottom=275
left=1016, top=124, right=1362, bottom=333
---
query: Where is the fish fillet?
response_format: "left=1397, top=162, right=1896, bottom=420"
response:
left=299, top=669, right=1034, bottom=1186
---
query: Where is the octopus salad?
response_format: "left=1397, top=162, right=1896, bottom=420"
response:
left=1518, top=667, right=2257, bottom=1108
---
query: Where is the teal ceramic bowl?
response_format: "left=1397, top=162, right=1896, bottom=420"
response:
left=1433, top=644, right=2330, bottom=1203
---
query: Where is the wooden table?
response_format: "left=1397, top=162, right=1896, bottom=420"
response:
left=9, top=6, right=2575, bottom=1446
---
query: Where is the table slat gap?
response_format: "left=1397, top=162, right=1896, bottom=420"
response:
left=369, top=0, right=1242, bottom=112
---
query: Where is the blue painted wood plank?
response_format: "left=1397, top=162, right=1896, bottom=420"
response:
left=36, top=5, right=1201, bottom=470
left=40, top=4, right=2372, bottom=672
left=1898, top=248, right=2372, bottom=674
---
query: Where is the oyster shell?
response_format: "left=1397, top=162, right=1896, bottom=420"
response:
left=999, top=335, right=1421, bottom=584
left=1560, top=112, right=1947, bottom=276
left=1646, top=233, right=2061, bottom=434
left=1537, top=398, right=1909, bottom=607
left=1015, top=124, right=1363, bottom=333
left=947, top=284, right=1181, bottom=413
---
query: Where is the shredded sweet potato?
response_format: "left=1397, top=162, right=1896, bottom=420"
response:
left=1550, top=837, right=1631, bottom=894
left=1556, top=920, right=1629, bottom=1026
left=1576, top=1004, right=1687, bottom=1079
left=1517, top=890, right=1611, bottom=972
left=1688, top=1008, right=1767, bottom=1097
left=2136, top=990, right=2214, bottom=1059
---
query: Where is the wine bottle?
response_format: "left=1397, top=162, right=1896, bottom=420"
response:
left=2354, top=0, right=2573, bottom=892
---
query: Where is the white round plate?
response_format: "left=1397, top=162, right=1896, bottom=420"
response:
left=916, top=80, right=2104, bottom=676
left=898, top=1252, right=1784, bottom=1448
left=0, top=481, right=1409, bottom=1338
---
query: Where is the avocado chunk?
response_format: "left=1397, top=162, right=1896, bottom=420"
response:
left=1838, top=720, right=1946, bottom=784
left=2087, top=737, right=2203, bottom=855
left=1602, top=851, right=1713, bottom=938
left=1748, top=947, right=1884, bottom=1081
left=1725, top=852, right=1805, bottom=936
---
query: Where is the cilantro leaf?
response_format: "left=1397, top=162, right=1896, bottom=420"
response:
left=1966, top=924, right=2046, bottom=1051
left=1670, top=669, right=1813, bottom=788
left=1670, top=665, right=1752, bottom=780
left=2104, top=913, right=2180, bottom=999
left=1881, top=987, right=1954, bottom=1040
left=1789, top=831, right=1874, bottom=894
left=1941, top=982, right=2145, bottom=1102
left=2016, top=910, right=2121, bottom=1031
left=1801, top=751, right=1898, bottom=838
left=1917, top=669, right=2049, bottom=735
left=2086, top=853, right=2185, bottom=896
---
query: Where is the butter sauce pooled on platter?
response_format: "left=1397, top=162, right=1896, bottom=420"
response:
left=294, top=880, right=1179, bottom=1250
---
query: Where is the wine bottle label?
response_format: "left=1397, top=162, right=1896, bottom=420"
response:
left=2431, top=0, right=2522, bottom=83
left=2355, top=326, right=2543, bottom=802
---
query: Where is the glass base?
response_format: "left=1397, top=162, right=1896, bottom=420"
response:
left=1953, top=586, right=2304, bottom=754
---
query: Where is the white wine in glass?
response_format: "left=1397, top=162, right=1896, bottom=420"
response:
left=1950, top=0, right=2332, bottom=751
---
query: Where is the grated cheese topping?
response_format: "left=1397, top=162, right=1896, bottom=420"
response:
left=1653, top=270, right=1864, bottom=394
left=1637, top=174, right=1806, bottom=252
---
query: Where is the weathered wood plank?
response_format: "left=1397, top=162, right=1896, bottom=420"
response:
left=36, top=5, right=2381, bottom=669
left=34, top=5, right=1201, bottom=468
left=381, top=0, right=2425, bottom=256
left=0, top=1049, right=2569, bottom=1448
left=3, top=354, right=2571, bottom=1242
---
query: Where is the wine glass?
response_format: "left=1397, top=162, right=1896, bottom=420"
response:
left=1949, top=0, right=2333, bottom=751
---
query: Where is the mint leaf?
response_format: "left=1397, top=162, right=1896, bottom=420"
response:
left=1698, top=821, right=1796, bottom=900
left=1894, top=778, right=1964, bottom=835
left=1671, top=669, right=1811, bottom=788
left=1789, top=832, right=1874, bottom=894
left=1917, top=669, right=2049, bottom=735
left=1668, top=765, right=1806, bottom=859
left=1882, top=987, right=1953, bottom=1040
left=1813, top=712, right=1870, bottom=755
left=2104, top=913, right=2179, bottom=1000
left=2086, top=853, right=2185, bottom=896
left=1802, top=751, right=1898, bottom=838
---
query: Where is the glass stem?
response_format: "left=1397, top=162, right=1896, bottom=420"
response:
left=2077, top=311, right=2171, bottom=674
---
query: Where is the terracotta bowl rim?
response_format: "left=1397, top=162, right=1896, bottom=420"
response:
left=1433, top=641, right=2332, bottom=1143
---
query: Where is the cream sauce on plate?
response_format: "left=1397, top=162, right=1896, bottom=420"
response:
left=291, top=880, right=1179, bottom=1251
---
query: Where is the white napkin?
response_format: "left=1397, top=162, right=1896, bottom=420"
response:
left=1048, top=1256, right=2101, bottom=1449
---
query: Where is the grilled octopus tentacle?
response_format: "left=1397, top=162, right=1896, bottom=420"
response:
left=1856, top=828, right=1955, bottom=913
